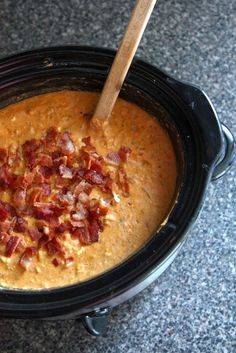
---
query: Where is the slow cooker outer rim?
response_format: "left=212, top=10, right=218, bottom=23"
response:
left=0, top=46, right=223, bottom=317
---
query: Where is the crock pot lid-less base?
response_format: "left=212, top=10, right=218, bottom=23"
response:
left=0, top=46, right=223, bottom=318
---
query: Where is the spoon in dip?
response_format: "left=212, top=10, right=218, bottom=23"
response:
left=91, top=0, right=157, bottom=131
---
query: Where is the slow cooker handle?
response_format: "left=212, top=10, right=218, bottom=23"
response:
left=211, top=123, right=235, bottom=180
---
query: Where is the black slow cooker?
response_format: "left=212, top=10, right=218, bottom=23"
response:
left=0, top=47, right=234, bottom=336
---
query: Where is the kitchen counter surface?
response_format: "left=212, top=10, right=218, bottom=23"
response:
left=0, top=0, right=235, bottom=352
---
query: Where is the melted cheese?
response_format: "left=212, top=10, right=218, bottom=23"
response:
left=0, top=91, right=177, bottom=289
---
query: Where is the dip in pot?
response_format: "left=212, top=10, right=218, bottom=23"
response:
left=0, top=91, right=177, bottom=289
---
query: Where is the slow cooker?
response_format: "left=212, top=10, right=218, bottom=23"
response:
left=0, top=47, right=234, bottom=336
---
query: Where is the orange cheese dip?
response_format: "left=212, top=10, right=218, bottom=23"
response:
left=0, top=91, right=177, bottom=289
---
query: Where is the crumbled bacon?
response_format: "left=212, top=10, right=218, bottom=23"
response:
left=33, top=203, right=64, bottom=220
left=37, top=154, right=53, bottom=167
left=75, top=227, right=91, bottom=245
left=64, top=256, right=74, bottom=267
left=7, top=146, right=20, bottom=168
left=85, top=170, right=104, bottom=185
left=58, top=131, right=75, bottom=155
left=27, top=227, right=42, bottom=241
left=55, top=221, right=72, bottom=234
left=55, top=190, right=74, bottom=206
left=22, top=139, right=40, bottom=169
left=5, top=236, right=21, bottom=257
left=0, top=147, right=7, bottom=163
left=52, top=257, right=60, bottom=267
left=15, top=238, right=26, bottom=253
left=45, top=127, right=59, bottom=143
left=88, top=218, right=101, bottom=242
left=14, top=217, right=28, bottom=233
left=74, top=180, right=92, bottom=196
left=0, top=127, right=131, bottom=269
left=40, top=166, right=54, bottom=179
left=71, top=208, right=88, bottom=221
left=59, top=164, right=73, bottom=179
left=12, top=188, right=26, bottom=209
left=118, top=168, right=130, bottom=196
left=0, top=205, right=9, bottom=222
left=19, top=247, right=37, bottom=270
left=0, top=232, right=10, bottom=244
left=46, top=237, right=63, bottom=256
left=106, top=151, right=121, bottom=165
left=0, top=166, right=13, bottom=190
left=0, top=201, right=16, bottom=217
left=118, top=146, right=132, bottom=163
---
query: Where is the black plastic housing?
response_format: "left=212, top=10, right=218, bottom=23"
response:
left=0, top=47, right=234, bottom=330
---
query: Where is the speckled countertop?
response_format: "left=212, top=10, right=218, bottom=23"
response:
left=0, top=0, right=235, bottom=352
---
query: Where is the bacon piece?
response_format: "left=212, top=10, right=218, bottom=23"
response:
left=0, top=165, right=13, bottom=190
left=90, top=159, right=103, bottom=173
left=0, top=201, right=17, bottom=217
left=14, top=217, right=28, bottom=233
left=75, top=227, right=91, bottom=245
left=37, top=154, right=53, bottom=167
left=35, top=219, right=48, bottom=231
left=15, top=238, right=26, bottom=253
left=51, top=150, right=61, bottom=160
left=27, top=227, right=42, bottom=241
left=12, top=188, right=26, bottom=209
left=78, top=191, right=89, bottom=205
left=70, top=220, right=85, bottom=228
left=33, top=167, right=45, bottom=184
left=55, top=190, right=74, bottom=207
left=74, top=168, right=85, bottom=180
left=0, top=205, right=9, bottom=222
left=71, top=208, right=88, bottom=221
left=45, top=127, right=59, bottom=143
left=59, top=164, right=73, bottom=179
left=7, top=146, right=21, bottom=168
left=46, top=237, right=63, bottom=256
left=64, top=256, right=74, bottom=267
left=88, top=218, right=100, bottom=242
left=28, top=187, right=42, bottom=205
left=22, top=139, right=41, bottom=154
left=54, top=221, right=72, bottom=234
left=52, top=258, right=60, bottom=267
left=85, top=170, right=104, bottom=185
left=74, top=180, right=92, bottom=196
left=0, top=232, right=10, bottom=244
left=53, top=156, right=67, bottom=170
left=39, top=184, right=51, bottom=198
left=40, top=166, right=54, bottom=179
left=0, top=148, right=7, bottom=163
left=106, top=151, right=121, bottom=165
left=33, top=203, right=64, bottom=220
left=19, top=247, right=37, bottom=270
left=5, top=236, right=21, bottom=257
left=12, top=172, right=34, bottom=190
left=33, top=204, right=54, bottom=220
left=118, top=146, right=132, bottom=162
left=22, top=139, right=40, bottom=169
left=82, top=136, right=91, bottom=146
left=118, top=168, right=130, bottom=196
left=58, top=131, right=75, bottom=155
left=89, top=201, right=109, bottom=218
left=55, top=176, right=70, bottom=189
left=38, top=234, right=50, bottom=248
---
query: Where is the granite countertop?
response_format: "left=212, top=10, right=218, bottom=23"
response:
left=0, top=0, right=235, bottom=352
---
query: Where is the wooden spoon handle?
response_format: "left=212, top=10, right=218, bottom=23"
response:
left=92, top=0, right=157, bottom=122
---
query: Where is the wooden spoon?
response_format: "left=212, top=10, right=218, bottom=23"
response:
left=92, top=0, right=157, bottom=128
